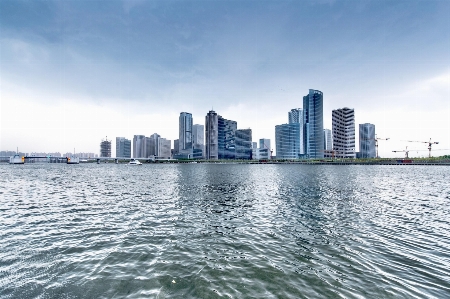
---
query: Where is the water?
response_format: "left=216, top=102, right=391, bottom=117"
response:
left=1, top=164, right=449, bottom=298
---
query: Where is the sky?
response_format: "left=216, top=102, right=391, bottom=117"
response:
left=1, top=0, right=449, bottom=158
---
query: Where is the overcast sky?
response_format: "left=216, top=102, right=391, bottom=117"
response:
left=1, top=0, right=449, bottom=158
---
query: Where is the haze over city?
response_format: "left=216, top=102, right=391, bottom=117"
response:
left=1, top=0, right=449, bottom=158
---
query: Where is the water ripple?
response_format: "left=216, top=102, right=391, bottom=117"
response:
left=0, top=164, right=449, bottom=298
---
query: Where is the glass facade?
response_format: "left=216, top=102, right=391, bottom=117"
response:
left=235, top=129, right=252, bottom=159
left=303, top=89, right=324, bottom=158
left=359, top=123, right=376, bottom=158
left=205, top=110, right=218, bottom=159
left=275, top=123, right=302, bottom=159
left=116, top=137, right=131, bottom=158
left=218, top=116, right=237, bottom=159
left=179, top=112, right=193, bottom=154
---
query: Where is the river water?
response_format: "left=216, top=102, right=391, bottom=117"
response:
left=0, top=163, right=449, bottom=298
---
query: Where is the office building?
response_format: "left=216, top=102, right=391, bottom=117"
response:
left=359, top=123, right=376, bottom=158
left=288, top=108, right=305, bottom=156
left=303, top=89, right=324, bottom=158
left=324, top=129, right=332, bottom=150
left=218, top=116, right=237, bottom=159
left=259, top=138, right=271, bottom=160
left=179, top=112, right=193, bottom=155
left=332, top=107, right=356, bottom=158
left=288, top=108, right=303, bottom=124
left=133, top=135, right=146, bottom=158
left=116, top=137, right=131, bottom=158
left=275, top=123, right=302, bottom=159
left=158, top=138, right=172, bottom=159
left=192, top=124, right=205, bottom=158
left=147, top=133, right=160, bottom=157
left=173, top=139, right=179, bottom=156
left=252, top=142, right=258, bottom=160
left=100, top=137, right=111, bottom=157
left=235, top=129, right=252, bottom=159
left=205, top=110, right=218, bottom=159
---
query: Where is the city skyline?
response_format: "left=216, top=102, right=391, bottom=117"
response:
left=1, top=1, right=449, bottom=158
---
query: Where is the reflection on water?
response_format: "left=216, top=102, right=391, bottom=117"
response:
left=0, top=164, right=449, bottom=298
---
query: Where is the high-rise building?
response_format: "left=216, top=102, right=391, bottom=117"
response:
left=158, top=138, right=172, bottom=159
left=359, top=123, right=376, bottom=158
left=147, top=133, right=160, bottom=157
left=288, top=108, right=304, bottom=156
left=133, top=135, right=146, bottom=158
left=100, top=137, right=111, bottom=157
left=179, top=112, right=193, bottom=154
left=235, top=129, right=252, bottom=159
left=259, top=138, right=271, bottom=160
left=205, top=110, right=218, bottom=159
left=332, top=107, right=356, bottom=158
left=275, top=123, right=302, bottom=159
left=192, top=124, right=205, bottom=158
left=218, top=116, right=237, bottom=159
left=173, top=139, right=179, bottom=156
left=252, top=142, right=258, bottom=160
left=288, top=108, right=303, bottom=124
left=116, top=137, right=131, bottom=158
left=323, top=129, right=332, bottom=151
left=303, top=89, right=324, bottom=158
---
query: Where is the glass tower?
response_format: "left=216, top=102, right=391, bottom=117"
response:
left=275, top=123, right=302, bottom=159
left=303, top=89, right=324, bottom=159
left=359, top=123, right=376, bottom=158
left=205, top=110, right=218, bottom=159
left=179, top=112, right=193, bottom=154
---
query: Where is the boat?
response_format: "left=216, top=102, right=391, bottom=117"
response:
left=9, top=154, right=24, bottom=164
left=67, top=156, right=80, bottom=164
left=128, top=159, right=142, bottom=165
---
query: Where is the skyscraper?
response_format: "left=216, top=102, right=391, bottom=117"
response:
left=133, top=135, right=146, bottom=158
left=179, top=112, right=193, bottom=154
left=275, top=123, right=302, bottom=159
left=218, top=116, right=237, bottom=159
left=116, top=137, right=131, bottom=158
left=192, top=124, right=205, bottom=158
left=288, top=108, right=304, bottom=155
left=359, top=123, right=376, bottom=158
left=303, top=89, right=324, bottom=158
left=235, top=129, right=252, bottom=159
left=323, top=129, right=332, bottom=151
left=288, top=108, right=303, bottom=124
left=332, top=107, right=356, bottom=158
left=148, top=133, right=161, bottom=157
left=259, top=138, right=271, bottom=160
left=157, top=138, right=172, bottom=159
left=205, top=110, right=218, bottom=159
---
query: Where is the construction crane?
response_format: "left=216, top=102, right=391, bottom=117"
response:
left=403, top=138, right=439, bottom=158
left=392, top=146, right=409, bottom=159
left=362, top=134, right=390, bottom=158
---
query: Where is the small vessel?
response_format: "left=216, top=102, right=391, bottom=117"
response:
left=9, top=154, right=24, bottom=164
left=67, top=156, right=80, bottom=164
left=128, top=159, right=142, bottom=165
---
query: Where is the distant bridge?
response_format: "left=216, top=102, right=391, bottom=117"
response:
left=0, top=155, right=173, bottom=164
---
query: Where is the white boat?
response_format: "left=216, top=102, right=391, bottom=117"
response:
left=128, top=159, right=142, bottom=165
left=9, top=154, right=24, bottom=164
left=67, top=156, right=80, bottom=164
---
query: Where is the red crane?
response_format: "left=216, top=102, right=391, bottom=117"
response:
left=403, top=138, right=439, bottom=158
